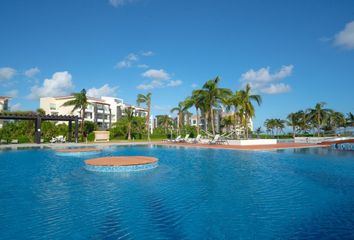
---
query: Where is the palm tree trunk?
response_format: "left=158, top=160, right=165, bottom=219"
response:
left=210, top=107, right=215, bottom=135
left=245, top=114, right=249, bottom=139
left=81, top=108, right=85, bottom=141
left=233, top=111, right=237, bottom=138
left=196, top=107, right=200, bottom=135
left=293, top=126, right=296, bottom=139
left=147, top=101, right=151, bottom=141
left=128, top=123, right=131, bottom=140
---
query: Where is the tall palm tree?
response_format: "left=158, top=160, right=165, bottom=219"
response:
left=194, top=77, right=232, bottom=135
left=223, top=90, right=243, bottom=138
left=307, top=102, right=332, bottom=137
left=136, top=93, right=152, bottom=141
left=158, top=115, right=172, bottom=133
left=275, top=118, right=286, bottom=135
left=264, top=118, right=277, bottom=136
left=328, top=111, right=346, bottom=131
left=124, top=107, right=135, bottom=140
left=62, top=89, right=88, bottom=140
left=186, top=90, right=204, bottom=135
left=238, top=84, right=262, bottom=139
left=287, top=112, right=302, bottom=138
left=171, top=101, right=189, bottom=134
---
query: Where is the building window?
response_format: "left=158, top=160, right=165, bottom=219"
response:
left=193, top=120, right=196, bottom=124
left=50, top=103, right=56, bottom=110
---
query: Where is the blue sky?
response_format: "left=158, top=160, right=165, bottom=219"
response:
left=0, top=0, right=353, bottom=128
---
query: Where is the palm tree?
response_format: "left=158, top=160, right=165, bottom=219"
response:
left=62, top=89, right=88, bottom=141
left=223, top=90, right=243, bottom=138
left=328, top=111, right=346, bottom=131
left=136, top=93, right=152, bottom=141
left=264, top=118, right=277, bottom=136
left=185, top=90, right=204, bottom=135
left=124, top=107, right=135, bottom=140
left=158, top=115, right=172, bottom=133
left=221, top=115, right=233, bottom=132
left=307, top=102, right=332, bottom=137
left=193, top=77, right=232, bottom=135
left=275, top=119, right=286, bottom=135
left=346, top=112, right=354, bottom=127
left=287, top=112, right=302, bottom=138
left=171, top=101, right=189, bottom=134
left=255, top=127, right=262, bottom=138
left=238, top=84, right=262, bottom=139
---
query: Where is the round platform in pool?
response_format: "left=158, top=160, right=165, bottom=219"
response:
left=85, top=156, right=158, bottom=172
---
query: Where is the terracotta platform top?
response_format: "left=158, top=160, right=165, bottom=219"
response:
left=85, top=156, right=158, bottom=166
left=56, top=148, right=102, bottom=153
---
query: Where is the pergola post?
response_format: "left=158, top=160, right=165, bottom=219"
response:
left=68, top=120, right=72, bottom=142
left=74, top=117, right=79, bottom=143
left=35, top=116, right=42, bottom=144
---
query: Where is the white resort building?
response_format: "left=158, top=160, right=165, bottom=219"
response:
left=0, top=96, right=10, bottom=128
left=40, top=96, right=148, bottom=130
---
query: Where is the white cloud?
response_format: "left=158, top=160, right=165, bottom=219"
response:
left=10, top=103, right=21, bottom=111
left=6, top=89, right=18, bottom=98
left=142, top=69, right=170, bottom=80
left=137, top=69, right=182, bottom=90
left=138, top=64, right=149, bottom=69
left=141, top=51, right=154, bottom=56
left=24, top=67, right=40, bottom=78
left=167, top=80, right=182, bottom=87
left=87, top=84, right=118, bottom=98
left=28, top=71, right=74, bottom=99
left=109, top=0, right=134, bottom=7
left=240, top=65, right=293, bottom=94
left=0, top=67, right=16, bottom=80
left=191, top=83, right=198, bottom=88
left=334, top=20, right=354, bottom=50
left=241, top=65, right=293, bottom=82
left=115, top=53, right=139, bottom=69
left=260, top=83, right=291, bottom=94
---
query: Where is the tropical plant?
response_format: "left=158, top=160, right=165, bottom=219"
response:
left=171, top=101, right=189, bottom=134
left=346, top=112, right=354, bottom=127
left=124, top=107, right=135, bottom=140
left=136, top=93, right=152, bottom=141
left=255, top=127, right=262, bottom=138
left=62, top=89, right=88, bottom=140
left=223, top=90, right=243, bottom=138
left=287, top=112, right=302, bottom=138
left=193, top=77, right=232, bottom=135
left=36, top=108, right=46, bottom=115
left=221, top=115, right=233, bottom=132
left=157, top=115, right=173, bottom=133
left=238, top=84, right=262, bottom=139
left=327, top=111, right=346, bottom=130
left=185, top=91, right=204, bottom=135
left=306, top=102, right=332, bottom=137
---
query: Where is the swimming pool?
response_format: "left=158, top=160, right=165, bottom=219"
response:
left=0, top=145, right=353, bottom=239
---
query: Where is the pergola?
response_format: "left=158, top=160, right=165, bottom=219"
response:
left=0, top=113, right=79, bottom=144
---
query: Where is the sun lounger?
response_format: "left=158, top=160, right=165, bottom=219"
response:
left=11, top=139, right=18, bottom=144
left=171, top=135, right=182, bottom=143
left=0, top=139, right=7, bottom=144
left=179, top=134, right=190, bottom=143
left=188, top=134, right=201, bottom=144
left=208, top=134, right=228, bottom=144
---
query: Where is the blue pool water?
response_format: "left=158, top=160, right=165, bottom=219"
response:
left=0, top=145, right=354, bottom=239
